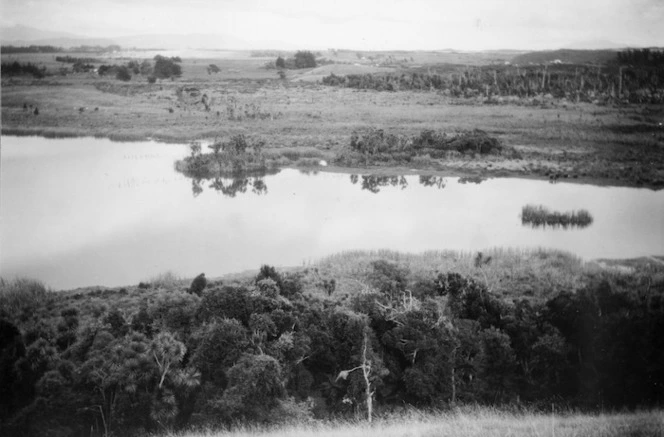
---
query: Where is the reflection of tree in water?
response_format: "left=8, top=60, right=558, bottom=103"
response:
left=419, top=175, right=446, bottom=189
left=189, top=169, right=277, bottom=198
left=458, top=176, right=486, bottom=184
left=349, top=174, right=447, bottom=193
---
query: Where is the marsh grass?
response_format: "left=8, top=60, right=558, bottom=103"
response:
left=172, top=408, right=663, bottom=437
left=521, top=204, right=594, bottom=228
left=315, top=248, right=592, bottom=300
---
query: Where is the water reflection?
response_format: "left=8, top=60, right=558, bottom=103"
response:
left=459, top=176, right=487, bottom=185
left=348, top=174, right=449, bottom=193
left=189, top=169, right=278, bottom=197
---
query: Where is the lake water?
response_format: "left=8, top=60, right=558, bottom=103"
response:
left=1, top=136, right=663, bottom=290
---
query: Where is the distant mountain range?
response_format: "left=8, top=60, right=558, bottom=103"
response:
left=0, top=24, right=301, bottom=50
left=1, top=24, right=659, bottom=58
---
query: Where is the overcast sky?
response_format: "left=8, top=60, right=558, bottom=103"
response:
left=1, top=0, right=663, bottom=50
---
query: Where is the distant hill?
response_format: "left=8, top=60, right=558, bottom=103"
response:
left=510, top=49, right=620, bottom=65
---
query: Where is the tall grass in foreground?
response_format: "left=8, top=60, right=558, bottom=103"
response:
left=0, top=277, right=51, bottom=319
left=521, top=204, right=593, bottom=228
left=173, top=408, right=663, bottom=437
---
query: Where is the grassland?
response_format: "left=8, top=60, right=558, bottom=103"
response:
left=2, top=50, right=664, bottom=188
left=174, top=408, right=663, bottom=437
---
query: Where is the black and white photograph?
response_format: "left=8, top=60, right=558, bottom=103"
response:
left=1, top=0, right=663, bottom=436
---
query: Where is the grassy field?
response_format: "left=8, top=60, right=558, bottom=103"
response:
left=172, top=408, right=663, bottom=437
left=2, top=50, right=664, bottom=188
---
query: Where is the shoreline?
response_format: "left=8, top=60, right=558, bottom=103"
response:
left=5, top=129, right=661, bottom=190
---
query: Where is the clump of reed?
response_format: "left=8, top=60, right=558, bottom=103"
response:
left=521, top=204, right=593, bottom=228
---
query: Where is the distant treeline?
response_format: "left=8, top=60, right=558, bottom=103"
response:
left=1, top=45, right=62, bottom=53
left=1, top=61, right=47, bottom=78
left=1, top=44, right=121, bottom=54
left=55, top=55, right=100, bottom=64
left=617, top=48, right=664, bottom=67
left=322, top=61, right=664, bottom=103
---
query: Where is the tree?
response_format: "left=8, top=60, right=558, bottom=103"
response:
left=336, top=328, right=377, bottom=422
left=293, top=51, right=317, bottom=69
left=153, top=55, right=182, bottom=79
left=217, top=354, right=285, bottom=421
left=477, top=327, right=516, bottom=403
left=276, top=56, right=286, bottom=69
left=188, top=273, right=207, bottom=296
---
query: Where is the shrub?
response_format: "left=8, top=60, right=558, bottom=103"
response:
left=115, top=66, right=131, bottom=81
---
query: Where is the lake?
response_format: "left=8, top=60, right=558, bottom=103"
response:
left=1, top=136, right=663, bottom=290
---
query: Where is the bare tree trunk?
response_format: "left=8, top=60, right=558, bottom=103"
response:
left=362, top=332, right=373, bottom=423
left=618, top=66, right=624, bottom=98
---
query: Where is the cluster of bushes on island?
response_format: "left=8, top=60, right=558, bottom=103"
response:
left=175, top=135, right=274, bottom=179
left=521, top=205, right=594, bottom=229
left=336, top=128, right=516, bottom=167
left=1, top=253, right=662, bottom=436
left=321, top=51, right=664, bottom=103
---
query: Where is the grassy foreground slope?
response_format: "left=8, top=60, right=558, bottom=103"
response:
left=176, top=408, right=663, bottom=437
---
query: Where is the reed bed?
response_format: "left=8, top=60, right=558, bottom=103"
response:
left=173, top=408, right=664, bottom=437
left=521, top=204, right=594, bottom=228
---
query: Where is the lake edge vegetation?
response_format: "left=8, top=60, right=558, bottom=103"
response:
left=521, top=204, right=594, bottom=228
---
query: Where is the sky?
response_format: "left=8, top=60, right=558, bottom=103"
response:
left=1, top=0, right=663, bottom=50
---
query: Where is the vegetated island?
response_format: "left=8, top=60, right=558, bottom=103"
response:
left=1, top=248, right=663, bottom=436
left=521, top=204, right=594, bottom=228
left=2, top=48, right=663, bottom=189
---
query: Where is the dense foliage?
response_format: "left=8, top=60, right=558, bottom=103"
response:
left=1, top=61, right=47, bottom=78
left=1, top=260, right=662, bottom=436
left=322, top=61, right=664, bottom=103
left=617, top=49, right=664, bottom=67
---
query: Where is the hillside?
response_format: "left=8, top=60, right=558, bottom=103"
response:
left=1, top=249, right=663, bottom=436
left=510, top=49, right=619, bottom=65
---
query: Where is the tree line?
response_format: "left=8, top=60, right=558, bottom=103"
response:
left=322, top=59, right=664, bottom=104
left=1, top=259, right=662, bottom=436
